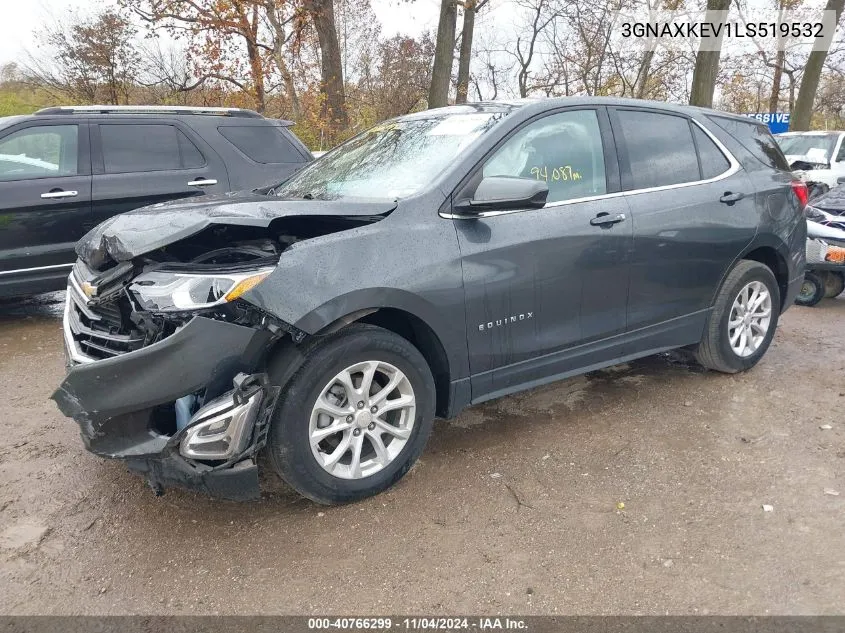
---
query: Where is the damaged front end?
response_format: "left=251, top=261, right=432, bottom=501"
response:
left=53, top=197, right=393, bottom=500
left=54, top=249, right=288, bottom=499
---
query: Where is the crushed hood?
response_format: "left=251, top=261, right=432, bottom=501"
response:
left=76, top=191, right=397, bottom=268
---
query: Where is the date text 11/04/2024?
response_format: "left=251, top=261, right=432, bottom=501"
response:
left=307, top=618, right=529, bottom=630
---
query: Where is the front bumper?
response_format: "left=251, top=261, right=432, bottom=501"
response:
left=52, top=315, right=278, bottom=501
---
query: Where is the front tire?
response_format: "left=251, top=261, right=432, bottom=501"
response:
left=266, top=324, right=435, bottom=505
left=694, top=260, right=780, bottom=373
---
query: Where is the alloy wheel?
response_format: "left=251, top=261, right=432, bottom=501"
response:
left=308, top=360, right=416, bottom=479
left=728, top=281, right=772, bottom=358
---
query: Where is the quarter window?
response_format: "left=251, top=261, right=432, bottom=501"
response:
left=707, top=116, right=790, bottom=172
left=483, top=109, right=607, bottom=204
left=218, top=126, right=301, bottom=163
left=617, top=110, right=700, bottom=189
left=693, top=125, right=731, bottom=179
left=100, top=124, right=205, bottom=173
left=0, top=125, right=78, bottom=181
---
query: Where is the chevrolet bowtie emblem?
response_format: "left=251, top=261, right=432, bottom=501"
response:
left=80, top=281, right=98, bottom=298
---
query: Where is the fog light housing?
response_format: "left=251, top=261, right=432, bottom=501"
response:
left=179, top=388, right=263, bottom=461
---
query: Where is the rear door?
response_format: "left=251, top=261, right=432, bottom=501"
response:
left=0, top=121, right=92, bottom=277
left=609, top=107, right=758, bottom=346
left=90, top=120, right=230, bottom=227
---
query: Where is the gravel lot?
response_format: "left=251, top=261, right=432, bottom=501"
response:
left=0, top=292, right=843, bottom=615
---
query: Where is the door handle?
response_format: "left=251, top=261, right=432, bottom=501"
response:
left=719, top=191, right=746, bottom=204
left=41, top=190, right=78, bottom=199
left=188, top=179, right=218, bottom=187
left=590, top=212, right=626, bottom=226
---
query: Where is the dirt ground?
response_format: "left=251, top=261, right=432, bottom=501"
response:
left=0, top=292, right=843, bottom=615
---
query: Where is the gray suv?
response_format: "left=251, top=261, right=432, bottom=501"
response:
left=52, top=98, right=807, bottom=504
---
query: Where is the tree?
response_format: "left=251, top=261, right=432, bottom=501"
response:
left=428, top=0, right=458, bottom=108
left=689, top=0, right=731, bottom=107
left=27, top=9, right=140, bottom=105
left=455, top=0, right=489, bottom=104
left=303, top=0, right=349, bottom=135
left=128, top=0, right=269, bottom=111
left=358, top=34, right=434, bottom=120
left=792, top=0, right=845, bottom=129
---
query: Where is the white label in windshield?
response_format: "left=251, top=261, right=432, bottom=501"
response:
left=427, top=114, right=493, bottom=136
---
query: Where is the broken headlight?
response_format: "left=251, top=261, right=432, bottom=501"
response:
left=129, top=267, right=274, bottom=313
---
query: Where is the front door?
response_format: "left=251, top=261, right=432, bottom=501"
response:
left=0, top=122, right=92, bottom=281
left=453, top=108, right=633, bottom=401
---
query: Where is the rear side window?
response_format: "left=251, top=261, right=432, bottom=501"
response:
left=218, top=126, right=302, bottom=163
left=707, top=116, right=790, bottom=171
left=692, top=125, right=731, bottom=179
left=100, top=124, right=205, bottom=173
left=617, top=110, right=700, bottom=189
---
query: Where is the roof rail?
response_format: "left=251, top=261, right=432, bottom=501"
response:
left=35, top=105, right=263, bottom=118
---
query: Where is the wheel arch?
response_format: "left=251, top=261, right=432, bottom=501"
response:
left=739, top=243, right=790, bottom=310
left=278, top=290, right=464, bottom=419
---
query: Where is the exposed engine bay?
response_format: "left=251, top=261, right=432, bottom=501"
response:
left=53, top=197, right=396, bottom=499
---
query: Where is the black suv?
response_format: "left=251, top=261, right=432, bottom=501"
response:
left=52, top=98, right=806, bottom=504
left=0, top=106, right=312, bottom=298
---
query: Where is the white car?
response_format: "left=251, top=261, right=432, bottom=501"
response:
left=776, top=130, right=845, bottom=190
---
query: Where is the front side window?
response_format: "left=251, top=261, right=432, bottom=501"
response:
left=617, top=110, right=700, bottom=190
left=100, top=124, right=205, bottom=174
left=275, top=110, right=510, bottom=200
left=0, top=125, right=78, bottom=181
left=483, top=109, right=607, bottom=203
left=835, top=138, right=845, bottom=162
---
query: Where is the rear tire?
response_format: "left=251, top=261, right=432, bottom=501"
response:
left=823, top=271, right=845, bottom=298
left=795, top=272, right=825, bottom=306
left=694, top=260, right=780, bottom=374
left=266, top=324, right=435, bottom=505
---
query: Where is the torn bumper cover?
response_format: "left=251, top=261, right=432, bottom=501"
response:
left=51, top=316, right=279, bottom=501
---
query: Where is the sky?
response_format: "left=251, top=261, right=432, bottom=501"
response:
left=0, top=0, right=443, bottom=67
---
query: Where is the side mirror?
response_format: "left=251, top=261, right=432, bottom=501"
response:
left=837, top=176, right=845, bottom=185
left=453, top=176, right=549, bottom=216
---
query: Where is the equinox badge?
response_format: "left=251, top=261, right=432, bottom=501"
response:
left=478, top=312, right=533, bottom=331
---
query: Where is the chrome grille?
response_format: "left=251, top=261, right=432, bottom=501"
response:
left=64, top=275, right=144, bottom=363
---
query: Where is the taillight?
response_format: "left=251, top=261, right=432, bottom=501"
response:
left=791, top=180, right=809, bottom=209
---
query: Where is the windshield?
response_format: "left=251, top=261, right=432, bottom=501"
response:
left=275, top=111, right=509, bottom=200
left=777, top=133, right=838, bottom=162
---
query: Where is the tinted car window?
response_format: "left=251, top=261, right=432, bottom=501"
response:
left=483, top=109, right=607, bottom=203
left=617, top=110, right=699, bottom=189
left=218, top=126, right=301, bottom=164
left=178, top=131, right=205, bottom=168
left=707, top=116, right=790, bottom=171
left=693, top=125, right=731, bottom=179
left=101, top=124, right=204, bottom=173
left=0, top=125, right=78, bottom=181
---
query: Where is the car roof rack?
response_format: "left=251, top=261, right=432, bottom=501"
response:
left=34, top=105, right=263, bottom=118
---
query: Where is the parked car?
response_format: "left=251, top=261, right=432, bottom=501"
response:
left=52, top=98, right=807, bottom=504
left=795, top=186, right=845, bottom=305
left=776, top=130, right=845, bottom=191
left=0, top=105, right=312, bottom=298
